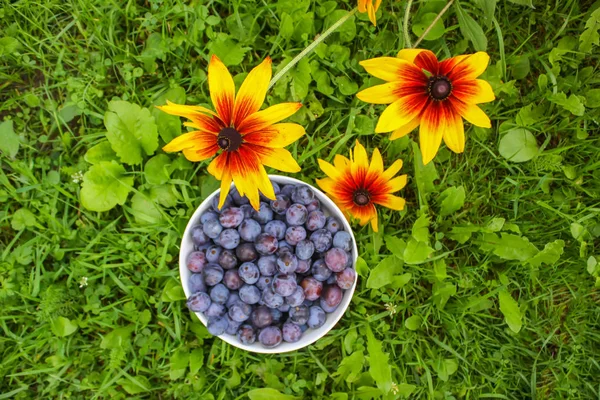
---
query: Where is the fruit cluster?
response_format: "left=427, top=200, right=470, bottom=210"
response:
left=185, top=181, right=356, bottom=348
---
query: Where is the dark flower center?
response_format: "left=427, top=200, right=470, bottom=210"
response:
left=428, top=76, right=452, bottom=101
left=353, top=189, right=371, bottom=206
left=217, top=127, right=242, bottom=151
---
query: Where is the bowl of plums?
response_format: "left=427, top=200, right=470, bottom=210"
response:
left=179, top=175, right=358, bottom=353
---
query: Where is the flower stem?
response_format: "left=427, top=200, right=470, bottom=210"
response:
left=412, top=0, right=455, bottom=48
left=268, top=8, right=357, bottom=90
left=403, top=0, right=413, bottom=48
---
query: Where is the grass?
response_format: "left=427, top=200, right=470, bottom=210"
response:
left=1, top=0, right=600, bottom=398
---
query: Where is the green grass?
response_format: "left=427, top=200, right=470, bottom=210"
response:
left=1, top=0, right=600, bottom=398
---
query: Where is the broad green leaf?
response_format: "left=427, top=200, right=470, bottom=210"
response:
left=280, top=13, right=294, bottom=40
left=439, top=186, right=466, bottom=216
left=580, top=8, right=600, bottom=53
left=290, top=58, right=312, bottom=101
left=492, top=233, right=538, bottom=261
left=104, top=100, right=159, bottom=165
left=510, top=54, right=530, bottom=80
left=151, top=184, right=179, bottom=208
left=335, top=76, right=358, bottom=95
left=334, top=350, right=364, bottom=383
left=570, top=222, right=589, bottom=242
left=403, top=238, right=434, bottom=265
left=355, top=256, right=369, bottom=278
left=324, top=10, right=356, bottom=43
left=170, top=349, right=188, bottom=380
left=455, top=2, right=487, bottom=51
left=475, top=0, right=497, bottom=27
left=207, top=33, right=249, bottom=66
left=487, top=217, right=505, bottom=232
left=330, top=393, right=348, bottom=400
left=412, top=12, right=446, bottom=41
left=586, top=88, right=600, bottom=108
left=396, top=383, right=417, bottom=396
left=80, top=161, right=134, bottom=212
left=0, top=37, right=20, bottom=56
left=246, top=388, right=299, bottom=400
left=498, top=290, right=522, bottom=333
left=404, top=315, right=421, bottom=331
left=0, top=120, right=19, bottom=158
left=50, top=317, right=78, bottom=337
left=144, top=154, right=171, bottom=185
left=355, top=386, right=383, bottom=400
left=384, top=236, right=406, bottom=259
left=227, top=367, right=241, bottom=388
left=527, top=240, right=564, bottom=268
left=152, top=86, right=186, bottom=144
left=11, top=208, right=36, bottom=231
left=366, top=326, right=392, bottom=393
left=101, top=325, right=135, bottom=349
left=366, top=256, right=403, bottom=289
left=130, top=192, right=164, bottom=225
left=189, top=348, right=204, bottom=375
left=432, top=282, right=457, bottom=310
left=84, top=140, right=118, bottom=164
left=390, top=273, right=412, bottom=290
left=548, top=92, right=585, bottom=116
left=161, top=278, right=186, bottom=302
left=498, top=128, right=539, bottom=163
left=411, top=213, right=430, bottom=243
left=433, top=358, right=458, bottom=382
left=118, top=376, right=151, bottom=395
left=588, top=256, right=598, bottom=275
left=433, top=259, right=447, bottom=281
left=412, top=142, right=438, bottom=201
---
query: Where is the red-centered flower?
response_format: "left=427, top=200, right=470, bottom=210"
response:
left=356, top=49, right=495, bottom=164
left=316, top=140, right=407, bottom=232
left=158, top=56, right=305, bottom=210
left=358, top=0, right=382, bottom=26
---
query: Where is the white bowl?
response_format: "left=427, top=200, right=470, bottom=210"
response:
left=179, top=175, right=358, bottom=353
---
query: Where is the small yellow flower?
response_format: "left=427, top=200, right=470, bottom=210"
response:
left=158, top=56, right=305, bottom=210
left=385, top=302, right=397, bottom=316
left=316, top=140, right=407, bottom=232
left=357, top=49, right=495, bottom=164
left=358, top=0, right=382, bottom=26
left=391, top=382, right=400, bottom=395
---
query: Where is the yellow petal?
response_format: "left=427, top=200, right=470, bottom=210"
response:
left=318, top=159, right=340, bottom=179
left=367, top=2, right=377, bottom=25
left=182, top=146, right=218, bottom=162
left=356, top=83, right=401, bottom=104
left=316, top=177, right=336, bottom=195
left=208, top=55, right=235, bottom=125
left=358, top=57, right=414, bottom=82
left=333, top=154, right=350, bottom=170
left=207, top=152, right=228, bottom=180
left=382, top=159, right=403, bottom=181
left=250, top=146, right=301, bottom=173
left=369, top=147, right=384, bottom=175
left=442, top=114, right=465, bottom=154
left=256, top=164, right=276, bottom=201
left=448, top=52, right=490, bottom=81
left=156, top=101, right=217, bottom=118
left=387, top=175, right=408, bottom=192
left=374, top=194, right=406, bottom=210
left=473, top=79, right=495, bottom=103
left=233, top=57, right=272, bottom=127
left=352, top=141, right=369, bottom=170
left=217, top=171, right=233, bottom=209
left=242, top=123, right=305, bottom=148
left=375, top=94, right=428, bottom=133
left=389, top=116, right=420, bottom=140
left=370, top=211, right=379, bottom=232
left=357, top=0, right=367, bottom=12
left=162, top=131, right=202, bottom=152
left=457, top=102, right=491, bottom=128
left=419, top=103, right=453, bottom=164
left=397, top=48, right=427, bottom=63
left=237, top=103, right=302, bottom=134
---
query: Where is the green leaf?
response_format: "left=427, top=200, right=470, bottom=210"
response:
left=207, top=34, right=249, bottom=66
left=411, top=213, right=430, bottom=243
left=189, top=348, right=204, bottom=376
left=170, top=349, right=189, bottom=380
left=412, top=12, right=446, bottom=41
left=510, top=54, right=530, bottom=80
left=152, top=86, right=186, bottom=144
left=101, top=325, right=135, bottom=349
left=433, top=358, right=459, bottom=382
left=335, top=76, right=358, bottom=95
left=324, top=10, right=356, bottom=43
left=390, top=273, right=412, bottom=290
left=144, top=154, right=171, bottom=185
left=80, top=161, right=134, bottom=212
left=433, top=259, right=447, bottom=281
left=11, top=208, right=36, bottom=231
left=366, top=326, right=392, bottom=393
left=507, top=0, right=533, bottom=6
left=104, top=100, right=159, bottom=165
left=130, top=192, right=164, bottom=224
left=355, top=256, right=369, bottom=277
left=404, top=315, right=422, bottom=331
left=403, top=238, right=434, bottom=265
left=527, top=240, right=564, bottom=268
left=455, top=2, right=487, bottom=51
left=587, top=256, right=598, bottom=275
left=246, top=388, right=299, bottom=400
left=280, top=13, right=294, bottom=39
left=84, top=141, right=118, bottom=164
left=475, top=0, right=497, bottom=27
left=151, top=184, right=179, bottom=208
left=585, top=88, right=600, bottom=108
left=396, top=383, right=417, bottom=396
left=0, top=120, right=19, bottom=158
left=334, top=351, right=364, bottom=383
left=50, top=317, right=78, bottom=337
left=492, top=233, right=539, bottom=261
left=118, top=376, right=151, bottom=395
left=412, top=141, right=438, bottom=201
left=580, top=8, right=600, bottom=53
left=0, top=37, right=20, bottom=56
left=439, top=186, right=466, bottom=216
left=161, top=278, right=186, bottom=302
left=366, top=256, right=403, bottom=289
left=498, top=128, right=539, bottom=163
left=548, top=92, right=585, bottom=116
left=290, top=58, right=312, bottom=101
left=498, top=290, right=522, bottom=333
left=432, top=282, right=457, bottom=310
left=384, top=236, right=406, bottom=259
left=355, top=386, right=383, bottom=400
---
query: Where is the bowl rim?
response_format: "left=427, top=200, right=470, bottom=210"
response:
left=179, top=174, right=358, bottom=353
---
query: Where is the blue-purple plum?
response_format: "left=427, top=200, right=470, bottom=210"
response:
left=258, top=255, right=278, bottom=276
left=310, top=229, right=333, bottom=253
left=237, top=324, right=256, bottom=344
left=258, top=326, right=282, bottom=348
left=289, top=305, right=309, bottom=325
left=236, top=243, right=258, bottom=262
left=187, top=292, right=211, bottom=312
left=210, top=283, right=229, bottom=304
left=219, top=229, right=240, bottom=250
left=336, top=268, right=356, bottom=289
left=326, top=217, right=342, bottom=234
left=187, top=251, right=207, bottom=273
left=333, top=231, right=352, bottom=252
left=203, top=264, right=224, bottom=286
left=218, top=249, right=237, bottom=269
left=239, top=262, right=260, bottom=284
left=285, top=226, right=306, bottom=245
left=207, top=316, right=228, bottom=335
left=205, top=246, right=222, bottom=263
left=282, top=322, right=302, bottom=343
left=251, top=306, right=273, bottom=328
left=238, top=219, right=261, bottom=242
left=239, top=284, right=261, bottom=304
left=189, top=273, right=207, bottom=293
left=253, top=202, right=273, bottom=224
left=292, top=185, right=314, bottom=205
left=286, top=204, right=308, bottom=226
left=255, top=233, right=278, bottom=255
left=301, top=277, right=323, bottom=301
left=271, top=194, right=291, bottom=215
left=295, top=239, right=315, bottom=260
left=191, top=225, right=210, bottom=246
left=311, top=259, right=332, bottom=281
left=264, top=220, right=286, bottom=240
left=324, top=248, right=349, bottom=272
left=223, top=269, right=243, bottom=290
left=273, top=273, right=298, bottom=297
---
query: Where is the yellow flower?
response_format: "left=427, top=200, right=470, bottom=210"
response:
left=358, top=0, right=382, bottom=26
left=158, top=56, right=305, bottom=210
left=357, top=49, right=495, bottom=164
left=316, top=140, right=407, bottom=232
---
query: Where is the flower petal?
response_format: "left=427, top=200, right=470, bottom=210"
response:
left=333, top=154, right=350, bottom=170
left=237, top=103, right=302, bottom=134
left=163, top=131, right=215, bottom=152
left=349, top=203, right=378, bottom=229
left=208, top=55, right=236, bottom=126
left=382, top=159, right=403, bottom=181
left=217, top=170, right=233, bottom=209
left=182, top=144, right=219, bottom=162
left=358, top=57, right=419, bottom=82
left=375, top=94, right=429, bottom=133
left=389, top=116, right=420, bottom=140
left=157, top=100, right=218, bottom=118
left=414, top=50, right=439, bottom=74
left=442, top=112, right=465, bottom=154
left=207, top=152, right=229, bottom=180
left=247, top=145, right=301, bottom=173
left=233, top=57, right=272, bottom=127
left=242, top=123, right=305, bottom=148
left=370, top=212, right=379, bottom=232
left=255, top=163, right=276, bottom=201
left=351, top=141, right=369, bottom=185
left=372, top=194, right=406, bottom=210
left=367, top=2, right=377, bottom=25
left=386, top=175, right=408, bottom=192
left=454, top=101, right=491, bottom=128
left=438, top=54, right=469, bottom=76
left=397, top=48, right=428, bottom=63
left=369, top=147, right=384, bottom=175
left=358, top=0, right=367, bottom=12
left=318, top=159, right=340, bottom=179
left=453, top=79, right=495, bottom=104
left=229, top=148, right=262, bottom=210
left=356, top=82, right=402, bottom=104
left=447, top=52, right=490, bottom=81
left=316, top=177, right=336, bottom=195
left=419, top=102, right=448, bottom=164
